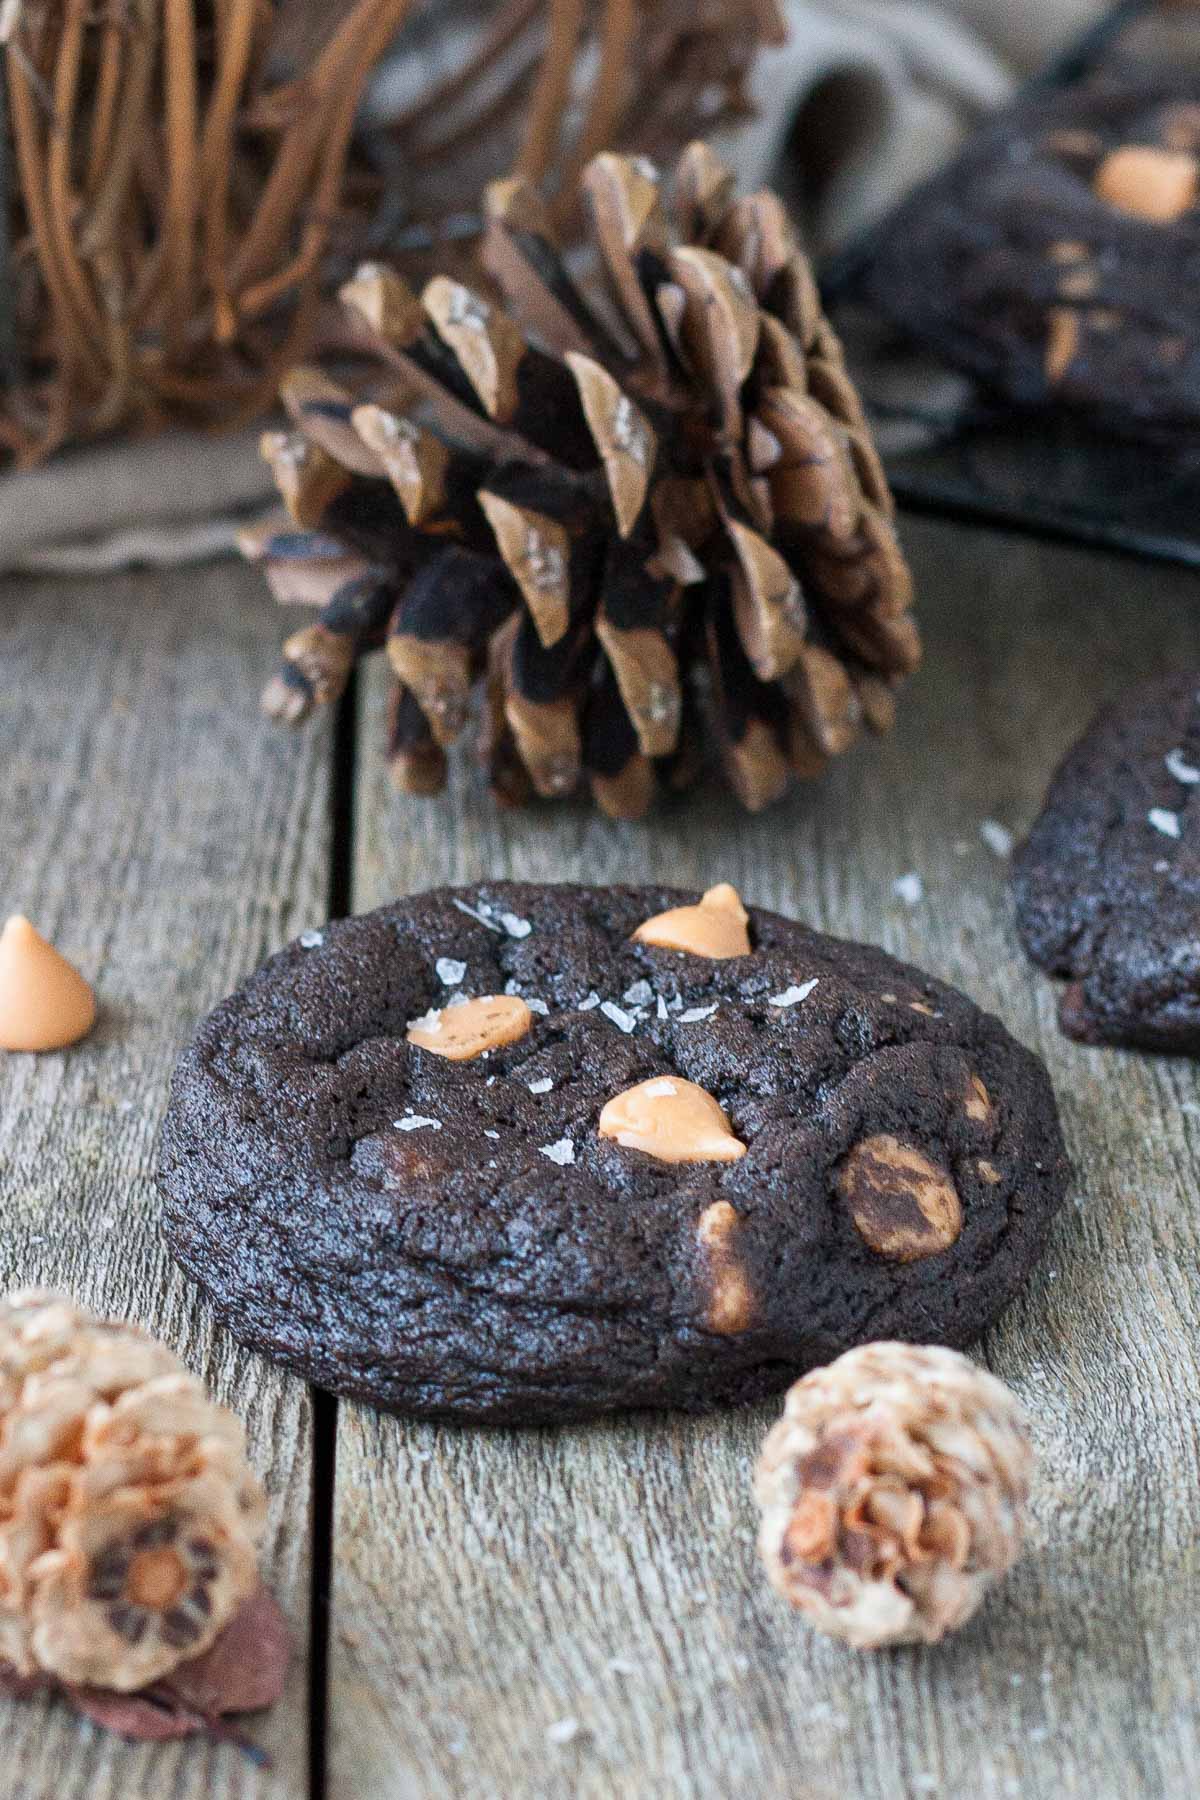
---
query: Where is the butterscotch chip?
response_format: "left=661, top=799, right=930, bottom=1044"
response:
left=1093, top=145, right=1198, bottom=222
left=632, top=883, right=751, bottom=958
left=1045, top=308, right=1081, bottom=383
left=0, top=916, right=96, bottom=1053
left=599, top=1076, right=747, bottom=1163
left=406, top=994, right=533, bottom=1061
left=697, top=1200, right=753, bottom=1333
left=964, top=1075, right=993, bottom=1124
left=836, top=1134, right=962, bottom=1261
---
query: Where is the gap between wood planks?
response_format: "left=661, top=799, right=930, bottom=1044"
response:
left=309, top=669, right=361, bottom=1800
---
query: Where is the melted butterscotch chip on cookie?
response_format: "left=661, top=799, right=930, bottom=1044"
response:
left=697, top=1200, right=754, bottom=1333
left=964, top=1075, right=994, bottom=1124
left=1093, top=145, right=1198, bottom=222
left=406, top=994, right=532, bottom=1060
left=836, top=1133, right=962, bottom=1262
left=599, top=1075, right=747, bottom=1163
left=632, top=883, right=751, bottom=959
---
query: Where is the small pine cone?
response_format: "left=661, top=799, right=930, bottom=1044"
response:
left=754, top=1343, right=1032, bottom=1649
left=245, top=141, right=917, bottom=818
left=0, top=1292, right=265, bottom=1692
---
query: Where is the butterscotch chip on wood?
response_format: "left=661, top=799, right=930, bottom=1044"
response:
left=837, top=1134, right=962, bottom=1261
left=0, top=916, right=96, bottom=1053
left=1093, top=145, right=1198, bottom=222
left=632, top=883, right=751, bottom=959
left=599, top=1076, right=747, bottom=1163
left=406, top=995, right=533, bottom=1061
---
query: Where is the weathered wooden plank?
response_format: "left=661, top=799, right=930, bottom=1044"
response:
left=333, top=518, right=1200, bottom=1799
left=0, top=564, right=330, bottom=1800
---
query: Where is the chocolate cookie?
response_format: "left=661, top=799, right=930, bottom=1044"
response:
left=159, top=883, right=1068, bottom=1424
left=1014, top=673, right=1200, bottom=1051
left=858, top=65, right=1200, bottom=444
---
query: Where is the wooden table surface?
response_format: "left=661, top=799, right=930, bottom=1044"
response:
left=2, top=515, right=1199, bottom=1800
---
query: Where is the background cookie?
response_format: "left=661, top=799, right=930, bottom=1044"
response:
left=1013, top=672, right=1200, bottom=1051
left=159, top=883, right=1069, bottom=1424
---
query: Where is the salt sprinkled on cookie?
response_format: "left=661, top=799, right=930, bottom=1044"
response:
left=769, top=980, right=818, bottom=1009
left=1165, top=749, right=1200, bottom=785
left=755, top=1343, right=1032, bottom=1649
left=678, top=1002, right=719, bottom=1023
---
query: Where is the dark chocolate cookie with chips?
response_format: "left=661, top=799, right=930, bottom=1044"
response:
left=1014, top=672, right=1200, bottom=1052
left=159, top=882, right=1068, bottom=1424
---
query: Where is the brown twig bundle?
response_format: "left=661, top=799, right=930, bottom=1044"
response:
left=0, top=0, right=784, bottom=465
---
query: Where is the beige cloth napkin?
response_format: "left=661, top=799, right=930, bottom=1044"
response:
left=1, top=0, right=1105, bottom=576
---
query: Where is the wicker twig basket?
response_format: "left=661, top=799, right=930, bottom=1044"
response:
left=0, top=0, right=783, bottom=465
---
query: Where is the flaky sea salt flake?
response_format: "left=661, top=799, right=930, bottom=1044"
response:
left=436, top=957, right=467, bottom=986
left=298, top=928, right=324, bottom=950
left=1166, top=749, right=1200, bottom=784
left=452, top=898, right=501, bottom=932
left=540, top=1138, right=575, bottom=1166
left=601, top=1001, right=636, bottom=1034
left=1149, top=807, right=1182, bottom=839
left=678, top=1002, right=718, bottom=1023
left=770, top=979, right=819, bottom=1009
left=893, top=872, right=924, bottom=906
left=528, top=1077, right=554, bottom=1094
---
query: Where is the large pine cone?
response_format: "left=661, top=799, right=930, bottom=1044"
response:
left=245, top=143, right=919, bottom=817
left=0, top=1292, right=265, bottom=1692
